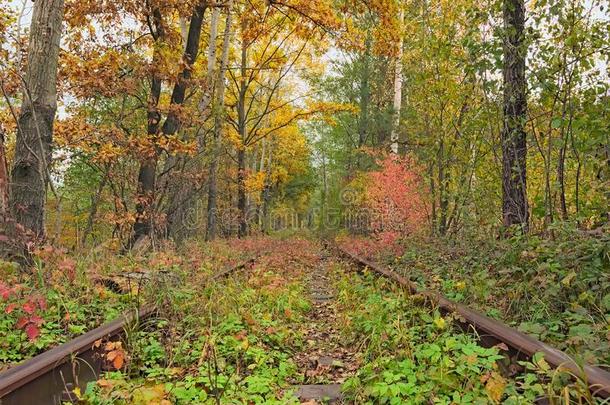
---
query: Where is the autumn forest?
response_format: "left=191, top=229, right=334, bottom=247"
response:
left=0, top=0, right=609, bottom=403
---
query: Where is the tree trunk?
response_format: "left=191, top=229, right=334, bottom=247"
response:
left=236, top=33, right=248, bottom=238
left=166, top=4, right=222, bottom=241
left=0, top=127, right=9, bottom=216
left=132, top=7, right=164, bottom=246
left=9, top=0, right=64, bottom=240
left=261, top=143, right=273, bottom=233
left=133, top=3, right=207, bottom=245
left=390, top=8, right=404, bottom=155
left=557, top=138, right=568, bottom=220
left=81, top=170, right=109, bottom=247
left=501, top=0, right=529, bottom=231
left=438, top=138, right=449, bottom=235
left=206, top=7, right=233, bottom=241
left=357, top=34, right=371, bottom=169
left=237, top=148, right=247, bottom=237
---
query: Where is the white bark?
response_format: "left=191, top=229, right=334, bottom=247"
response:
left=198, top=6, right=221, bottom=117
left=391, top=7, right=405, bottom=155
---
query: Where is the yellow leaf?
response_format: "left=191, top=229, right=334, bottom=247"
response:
left=485, top=371, right=506, bottom=403
left=433, top=317, right=446, bottom=329
left=561, top=271, right=576, bottom=287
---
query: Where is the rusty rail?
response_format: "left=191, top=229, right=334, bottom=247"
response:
left=0, top=305, right=156, bottom=405
left=0, top=255, right=259, bottom=405
left=333, top=243, right=610, bottom=398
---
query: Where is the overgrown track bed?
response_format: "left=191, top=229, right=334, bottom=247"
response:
left=332, top=243, right=610, bottom=399
left=0, top=256, right=258, bottom=405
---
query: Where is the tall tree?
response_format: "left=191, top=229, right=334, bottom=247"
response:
left=206, top=4, right=234, bottom=241
left=390, top=6, right=404, bottom=155
left=132, top=2, right=207, bottom=246
left=10, top=0, right=65, bottom=238
left=501, top=0, right=528, bottom=230
left=165, top=4, right=223, bottom=241
left=132, top=4, right=165, bottom=247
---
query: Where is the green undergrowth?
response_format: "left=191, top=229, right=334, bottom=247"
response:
left=0, top=257, right=132, bottom=369
left=81, top=250, right=313, bottom=404
left=391, top=224, right=610, bottom=367
left=335, top=267, right=604, bottom=404
left=0, top=238, right=267, bottom=371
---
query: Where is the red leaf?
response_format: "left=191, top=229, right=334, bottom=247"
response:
left=5, top=303, right=17, bottom=314
left=0, top=282, right=11, bottom=301
left=30, top=315, right=44, bottom=326
left=22, top=301, right=36, bottom=314
left=25, top=323, right=40, bottom=341
left=15, top=316, right=28, bottom=329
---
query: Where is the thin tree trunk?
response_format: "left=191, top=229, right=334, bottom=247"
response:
left=557, top=137, right=568, bottom=220
left=261, top=143, right=273, bottom=233
left=501, top=0, right=529, bottom=231
left=236, top=33, right=248, bottom=238
left=9, top=0, right=64, bottom=240
left=357, top=34, right=371, bottom=169
left=390, top=8, right=404, bottom=155
left=206, top=5, right=233, bottom=241
left=237, top=148, right=247, bottom=237
left=198, top=6, right=221, bottom=121
left=0, top=127, right=9, bottom=216
left=438, top=138, right=448, bottom=235
left=81, top=170, right=109, bottom=247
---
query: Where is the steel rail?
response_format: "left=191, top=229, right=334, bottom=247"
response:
left=334, top=243, right=610, bottom=398
left=0, top=254, right=259, bottom=405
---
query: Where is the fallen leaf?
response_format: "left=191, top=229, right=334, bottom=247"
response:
left=485, top=371, right=506, bottom=403
left=112, top=351, right=124, bottom=369
left=494, top=343, right=509, bottom=351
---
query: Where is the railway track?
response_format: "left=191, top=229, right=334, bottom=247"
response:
left=3, top=242, right=609, bottom=403
left=0, top=255, right=258, bottom=405
left=331, top=242, right=610, bottom=399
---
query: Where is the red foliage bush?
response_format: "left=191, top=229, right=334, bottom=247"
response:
left=1, top=280, right=47, bottom=341
left=364, top=154, right=427, bottom=245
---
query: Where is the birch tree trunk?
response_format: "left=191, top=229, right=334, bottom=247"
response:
left=10, top=0, right=64, bottom=239
left=390, top=8, right=404, bottom=155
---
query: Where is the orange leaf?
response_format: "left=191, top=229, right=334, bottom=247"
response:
left=112, top=352, right=124, bottom=369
